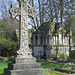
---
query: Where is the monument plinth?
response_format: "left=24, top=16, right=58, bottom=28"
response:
left=4, top=0, right=45, bottom=75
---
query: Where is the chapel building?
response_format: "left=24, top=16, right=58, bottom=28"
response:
left=31, top=22, right=72, bottom=60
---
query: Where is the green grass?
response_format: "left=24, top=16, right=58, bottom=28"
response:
left=0, top=61, right=11, bottom=74
left=45, top=71, right=63, bottom=75
left=39, top=62, right=72, bottom=69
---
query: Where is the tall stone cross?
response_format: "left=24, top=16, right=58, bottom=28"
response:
left=10, top=0, right=37, bottom=57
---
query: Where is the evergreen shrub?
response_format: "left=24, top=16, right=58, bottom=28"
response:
left=69, top=51, right=75, bottom=60
left=0, top=38, right=19, bottom=57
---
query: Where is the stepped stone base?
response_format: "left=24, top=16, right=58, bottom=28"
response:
left=4, top=68, right=45, bottom=75
left=4, top=56, right=45, bottom=75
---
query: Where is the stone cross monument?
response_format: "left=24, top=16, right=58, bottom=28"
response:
left=10, top=0, right=37, bottom=57
left=4, top=0, right=45, bottom=75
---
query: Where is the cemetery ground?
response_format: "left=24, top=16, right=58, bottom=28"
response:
left=0, top=59, right=75, bottom=75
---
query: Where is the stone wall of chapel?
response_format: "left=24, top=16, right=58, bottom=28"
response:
left=32, top=33, right=70, bottom=60
left=33, top=46, right=44, bottom=57
left=32, top=34, right=70, bottom=46
left=32, top=34, right=50, bottom=46
left=50, top=46, right=69, bottom=60
left=51, top=34, right=69, bottom=45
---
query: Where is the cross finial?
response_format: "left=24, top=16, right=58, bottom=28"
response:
left=10, top=4, right=21, bottom=18
left=10, top=1, right=37, bottom=19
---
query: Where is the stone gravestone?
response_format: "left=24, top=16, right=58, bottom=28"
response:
left=4, top=0, right=45, bottom=75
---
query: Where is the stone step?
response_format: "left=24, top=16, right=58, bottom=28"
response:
left=8, top=63, right=41, bottom=70
left=13, top=57, right=36, bottom=63
left=4, top=68, right=45, bottom=75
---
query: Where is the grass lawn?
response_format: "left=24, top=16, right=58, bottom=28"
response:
left=45, top=70, right=64, bottom=75
left=0, top=61, right=11, bottom=74
left=39, top=62, right=72, bottom=69
left=0, top=60, right=73, bottom=75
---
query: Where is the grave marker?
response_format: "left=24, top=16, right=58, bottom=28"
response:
left=4, top=0, right=45, bottom=75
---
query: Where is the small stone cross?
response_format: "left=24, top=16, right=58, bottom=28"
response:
left=10, top=0, right=37, bottom=57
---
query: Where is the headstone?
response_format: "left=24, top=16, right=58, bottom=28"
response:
left=4, top=0, right=45, bottom=75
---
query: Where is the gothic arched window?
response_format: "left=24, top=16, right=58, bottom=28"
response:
left=40, top=36, right=43, bottom=45
left=44, top=37, right=46, bottom=45
left=31, top=36, right=33, bottom=44
left=35, top=35, right=38, bottom=45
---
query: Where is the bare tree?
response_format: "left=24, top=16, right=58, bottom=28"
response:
left=0, top=0, right=19, bottom=39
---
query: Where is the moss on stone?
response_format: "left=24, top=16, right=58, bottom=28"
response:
left=52, top=44, right=69, bottom=47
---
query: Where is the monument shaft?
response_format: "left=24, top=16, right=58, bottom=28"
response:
left=20, top=2, right=28, bottom=48
left=20, top=15, right=29, bottom=55
left=10, top=1, right=37, bottom=56
left=4, top=1, right=45, bottom=75
left=17, top=2, right=32, bottom=56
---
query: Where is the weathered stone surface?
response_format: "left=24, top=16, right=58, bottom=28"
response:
left=8, top=63, right=40, bottom=70
left=10, top=0, right=37, bottom=57
left=14, top=57, right=36, bottom=63
left=4, top=68, right=45, bottom=75
left=4, top=57, right=45, bottom=75
left=4, top=0, right=45, bottom=75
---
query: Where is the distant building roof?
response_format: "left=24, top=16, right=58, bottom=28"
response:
left=38, top=22, right=50, bottom=33
left=33, top=22, right=61, bottom=34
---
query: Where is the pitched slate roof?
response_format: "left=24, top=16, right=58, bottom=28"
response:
left=33, top=22, right=62, bottom=34
left=38, top=21, right=50, bottom=33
